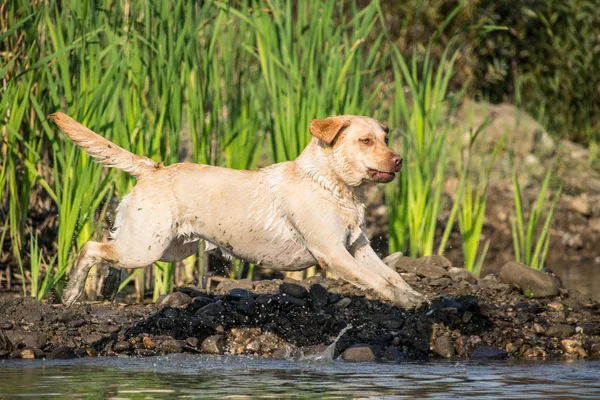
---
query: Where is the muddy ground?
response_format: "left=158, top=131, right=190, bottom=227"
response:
left=2, top=256, right=599, bottom=362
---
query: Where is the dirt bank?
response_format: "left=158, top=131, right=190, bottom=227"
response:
left=1, top=256, right=599, bottom=362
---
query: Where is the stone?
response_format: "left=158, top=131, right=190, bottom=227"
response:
left=433, top=336, right=455, bottom=358
left=381, top=346, right=408, bottom=362
left=68, top=319, right=87, bottom=328
left=479, top=274, right=510, bottom=291
left=427, top=277, right=452, bottom=287
left=280, top=282, right=308, bottom=298
left=341, top=344, right=377, bottom=362
left=447, top=267, right=477, bottom=283
left=226, top=288, right=255, bottom=300
left=237, top=297, right=257, bottom=314
left=379, top=316, right=403, bottom=330
left=48, top=345, right=77, bottom=360
left=532, top=323, right=546, bottom=334
left=83, top=334, right=104, bottom=346
left=336, top=297, right=352, bottom=308
left=283, top=295, right=307, bottom=307
left=157, top=292, right=192, bottom=308
left=561, top=339, right=587, bottom=357
left=1, top=322, right=13, bottom=330
left=499, top=261, right=561, bottom=297
left=201, top=335, right=225, bottom=354
left=20, top=348, right=36, bottom=359
left=589, top=343, right=600, bottom=358
left=160, top=339, right=183, bottom=354
left=383, top=253, right=447, bottom=279
left=545, top=324, right=575, bottom=338
left=176, top=287, right=206, bottom=298
left=215, top=278, right=253, bottom=294
left=5, top=331, right=48, bottom=349
left=113, top=341, right=131, bottom=352
left=563, top=194, right=591, bottom=216
left=142, top=336, right=156, bottom=350
left=185, top=337, right=199, bottom=348
left=470, top=346, right=508, bottom=360
left=245, top=339, right=261, bottom=353
left=547, top=302, right=564, bottom=311
left=309, top=284, right=329, bottom=310
left=583, top=323, right=600, bottom=335
left=195, top=302, right=225, bottom=317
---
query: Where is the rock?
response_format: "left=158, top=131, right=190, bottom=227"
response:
left=419, top=255, right=452, bottom=269
left=142, top=336, right=156, bottom=350
left=522, top=346, right=547, bottom=358
left=447, top=267, right=477, bottom=283
left=20, top=348, right=37, bottom=359
left=237, top=297, right=257, bottom=314
left=336, top=297, right=352, bottom=308
left=379, top=315, right=403, bottom=330
left=583, top=323, right=600, bottom=335
left=561, top=339, right=587, bottom=357
left=157, top=292, right=192, bottom=308
left=532, top=323, right=546, bottom=334
left=470, top=346, right=508, bottom=360
left=246, top=339, right=261, bottom=353
left=309, top=284, right=329, bottom=310
left=433, top=336, right=455, bottom=358
left=381, top=346, right=408, bottom=362
left=341, top=344, right=376, bottom=362
left=135, top=349, right=156, bottom=357
left=5, top=331, right=48, bottom=349
left=427, top=277, right=452, bottom=287
left=547, top=301, right=564, bottom=311
left=478, top=274, right=510, bottom=291
left=383, top=253, right=448, bottom=278
left=589, top=343, right=600, bottom=358
left=280, top=282, right=308, bottom=298
left=499, top=261, right=561, bottom=297
left=215, top=279, right=253, bottom=294
left=283, top=295, right=307, bottom=307
left=160, top=339, right=183, bottom=354
left=48, top=345, right=77, bottom=360
left=563, top=194, right=591, bottom=216
left=252, top=280, right=282, bottom=294
left=226, top=288, right=255, bottom=300
left=185, top=337, right=199, bottom=348
left=545, top=324, right=575, bottom=338
left=201, top=335, right=225, bottom=354
left=113, top=341, right=131, bottom=352
left=83, top=334, right=104, bottom=346
left=195, top=302, right=225, bottom=317
left=176, top=287, right=206, bottom=298
left=1, top=322, right=13, bottom=330
left=68, top=319, right=87, bottom=328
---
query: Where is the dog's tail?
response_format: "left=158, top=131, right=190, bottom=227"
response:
left=49, top=112, right=159, bottom=179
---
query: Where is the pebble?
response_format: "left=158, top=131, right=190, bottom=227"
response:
left=470, top=346, right=508, bottom=360
left=196, top=302, right=225, bottom=317
left=532, top=323, right=546, bottom=334
left=336, top=298, right=352, bottom=308
left=48, top=345, right=77, bottom=360
left=545, top=324, right=575, bottom=338
left=583, top=323, right=600, bottom=335
left=589, top=343, right=600, bottom=358
left=447, top=267, right=477, bottom=283
left=341, top=344, right=377, bottom=362
left=215, top=278, right=253, bottom=294
left=226, top=288, right=255, bottom=300
left=176, top=287, right=206, bottom=298
left=185, top=337, right=199, bottom=348
left=433, top=336, right=455, bottom=358
left=547, top=301, right=564, bottom=311
left=560, top=339, right=587, bottom=357
left=245, top=339, right=261, bottom=353
left=157, top=292, right=193, bottom=308
left=5, top=331, right=48, bottom=349
left=283, top=295, right=307, bottom=307
left=280, top=282, right=308, bottom=298
left=113, top=341, right=131, bottom=352
left=381, top=346, right=408, bottom=362
left=1, top=322, right=13, bottom=330
left=237, top=298, right=257, bottom=314
left=309, top=284, right=329, bottom=310
left=499, top=261, right=561, bottom=297
left=20, top=348, right=36, bottom=359
left=160, top=339, right=183, bottom=354
left=201, top=335, right=225, bottom=354
left=142, top=336, right=156, bottom=350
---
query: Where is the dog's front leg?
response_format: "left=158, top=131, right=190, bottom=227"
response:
left=349, top=236, right=428, bottom=309
left=314, top=245, right=426, bottom=310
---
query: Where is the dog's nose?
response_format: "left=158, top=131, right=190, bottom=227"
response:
left=392, top=154, right=403, bottom=167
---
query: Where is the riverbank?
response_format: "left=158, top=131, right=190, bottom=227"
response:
left=1, top=256, right=599, bottom=362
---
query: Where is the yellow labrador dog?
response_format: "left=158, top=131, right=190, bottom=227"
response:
left=50, top=113, right=426, bottom=309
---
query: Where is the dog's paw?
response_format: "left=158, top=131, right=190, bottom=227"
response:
left=392, top=287, right=429, bottom=310
left=61, top=283, right=83, bottom=308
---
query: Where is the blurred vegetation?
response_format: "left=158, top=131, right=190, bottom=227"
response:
left=378, top=0, right=600, bottom=143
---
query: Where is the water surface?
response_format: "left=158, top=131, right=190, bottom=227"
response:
left=1, top=354, right=599, bottom=399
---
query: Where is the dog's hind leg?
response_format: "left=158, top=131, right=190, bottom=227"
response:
left=101, top=265, right=122, bottom=302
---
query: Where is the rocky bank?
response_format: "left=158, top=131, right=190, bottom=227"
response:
left=1, top=255, right=599, bottom=363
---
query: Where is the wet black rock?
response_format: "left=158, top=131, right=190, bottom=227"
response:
left=470, top=346, right=508, bottom=360
left=499, top=261, right=561, bottom=298
left=341, top=344, right=377, bottom=362
left=309, top=284, right=329, bottom=310
left=280, top=282, right=308, bottom=299
left=283, top=295, right=307, bottom=307
left=381, top=346, right=408, bottom=362
left=157, top=292, right=193, bottom=308
left=237, top=297, right=257, bottom=314
left=196, top=302, right=225, bottom=317
left=176, top=286, right=206, bottom=299
left=48, top=345, right=77, bottom=360
left=545, top=324, right=575, bottom=338
left=434, top=336, right=455, bottom=358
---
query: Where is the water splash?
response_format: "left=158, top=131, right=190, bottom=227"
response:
left=301, top=324, right=352, bottom=362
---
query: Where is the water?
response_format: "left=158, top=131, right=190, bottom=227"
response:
left=1, top=355, right=599, bottom=399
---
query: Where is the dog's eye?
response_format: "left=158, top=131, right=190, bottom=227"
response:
left=384, top=137, right=389, bottom=144
left=360, top=138, right=372, bottom=145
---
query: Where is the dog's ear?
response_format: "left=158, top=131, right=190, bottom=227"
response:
left=309, top=116, right=351, bottom=145
left=378, top=120, right=389, bottom=133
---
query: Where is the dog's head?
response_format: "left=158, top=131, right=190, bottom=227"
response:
left=309, top=115, right=402, bottom=186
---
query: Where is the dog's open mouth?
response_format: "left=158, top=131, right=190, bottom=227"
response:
left=367, top=169, right=396, bottom=182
